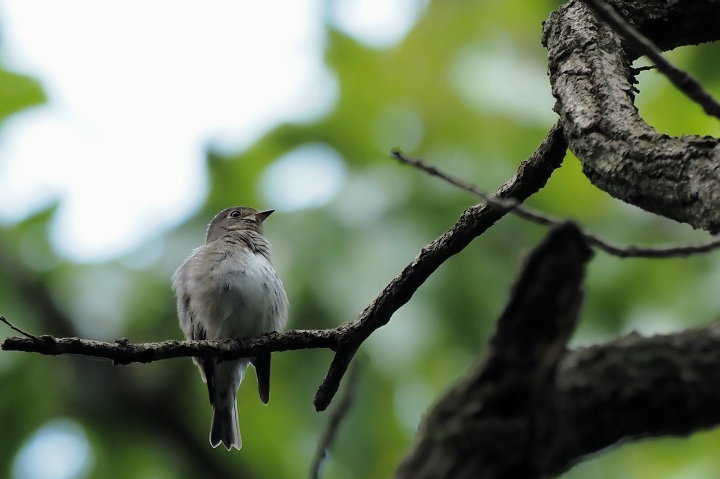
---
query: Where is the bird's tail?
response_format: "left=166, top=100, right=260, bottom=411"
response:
left=210, top=395, right=241, bottom=450
left=208, top=359, right=247, bottom=451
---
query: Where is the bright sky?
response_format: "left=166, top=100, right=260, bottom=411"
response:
left=0, top=0, right=427, bottom=262
left=3, top=1, right=428, bottom=475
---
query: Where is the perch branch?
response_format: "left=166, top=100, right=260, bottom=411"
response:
left=2, top=329, right=341, bottom=365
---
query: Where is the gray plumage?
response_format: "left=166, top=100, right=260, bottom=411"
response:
left=172, top=206, right=288, bottom=450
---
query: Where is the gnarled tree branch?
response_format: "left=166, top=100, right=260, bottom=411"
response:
left=397, top=223, right=591, bottom=478
left=579, top=0, right=720, bottom=118
left=395, top=223, right=720, bottom=478
left=543, top=0, right=720, bottom=232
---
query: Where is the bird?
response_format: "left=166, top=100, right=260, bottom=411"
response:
left=172, top=206, right=288, bottom=450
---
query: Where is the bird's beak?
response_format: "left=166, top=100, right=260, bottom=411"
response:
left=253, top=209, right=275, bottom=222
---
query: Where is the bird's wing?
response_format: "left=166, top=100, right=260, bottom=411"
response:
left=172, top=253, right=216, bottom=401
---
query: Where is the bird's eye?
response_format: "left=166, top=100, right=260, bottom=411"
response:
left=230, top=210, right=242, bottom=218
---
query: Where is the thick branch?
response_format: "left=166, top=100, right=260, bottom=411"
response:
left=398, top=319, right=720, bottom=478
left=543, top=0, right=720, bottom=232
left=546, top=323, right=720, bottom=475
left=396, top=223, right=720, bottom=478
left=579, top=0, right=720, bottom=119
left=397, top=223, right=591, bottom=479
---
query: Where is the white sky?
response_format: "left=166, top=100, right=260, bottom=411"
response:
left=0, top=0, right=427, bottom=261
left=1, top=0, right=426, bottom=474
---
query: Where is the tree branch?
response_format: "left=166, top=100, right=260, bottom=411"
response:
left=395, top=222, right=720, bottom=478
left=397, top=319, right=720, bottom=478
left=397, top=222, right=591, bottom=478
left=543, top=0, right=720, bottom=232
left=0, top=316, right=38, bottom=340
left=392, top=150, right=720, bottom=258
left=579, top=0, right=720, bottom=119
left=309, top=362, right=361, bottom=479
left=1, top=329, right=341, bottom=364
left=312, top=122, right=567, bottom=410
left=1, top=122, right=567, bottom=413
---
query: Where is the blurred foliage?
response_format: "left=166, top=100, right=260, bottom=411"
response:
left=0, top=67, right=44, bottom=121
left=2, top=1, right=720, bottom=478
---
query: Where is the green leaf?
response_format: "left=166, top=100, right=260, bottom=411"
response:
left=0, top=68, right=46, bottom=120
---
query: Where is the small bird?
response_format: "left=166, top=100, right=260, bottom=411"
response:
left=172, top=206, right=288, bottom=450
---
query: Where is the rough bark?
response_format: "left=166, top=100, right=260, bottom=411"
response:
left=396, top=223, right=592, bottom=479
left=394, top=1, right=720, bottom=477
left=398, top=306, right=720, bottom=478
left=543, top=0, right=720, bottom=232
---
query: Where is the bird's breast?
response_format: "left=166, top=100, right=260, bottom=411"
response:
left=209, top=251, right=285, bottom=337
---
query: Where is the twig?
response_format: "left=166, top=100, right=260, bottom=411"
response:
left=309, top=362, right=362, bottom=479
left=580, top=0, right=720, bottom=120
left=632, top=65, right=655, bottom=73
left=392, top=150, right=720, bottom=258
left=0, top=315, right=38, bottom=340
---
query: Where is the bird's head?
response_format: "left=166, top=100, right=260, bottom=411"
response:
left=205, top=206, right=274, bottom=243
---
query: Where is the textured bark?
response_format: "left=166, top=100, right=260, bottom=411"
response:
left=397, top=223, right=592, bottom=479
left=549, top=324, right=720, bottom=474
left=543, top=0, right=720, bottom=232
left=394, top=2, right=720, bottom=477
left=397, top=310, right=720, bottom=478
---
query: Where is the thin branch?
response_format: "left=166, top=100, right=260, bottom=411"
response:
left=2, top=329, right=341, bottom=365
left=309, top=362, right=362, bottom=479
left=632, top=65, right=655, bottom=73
left=392, top=150, right=720, bottom=258
left=0, top=315, right=38, bottom=340
left=580, top=0, right=720, bottom=120
left=312, top=122, right=567, bottom=410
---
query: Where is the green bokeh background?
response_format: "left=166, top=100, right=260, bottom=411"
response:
left=2, top=1, right=720, bottom=478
